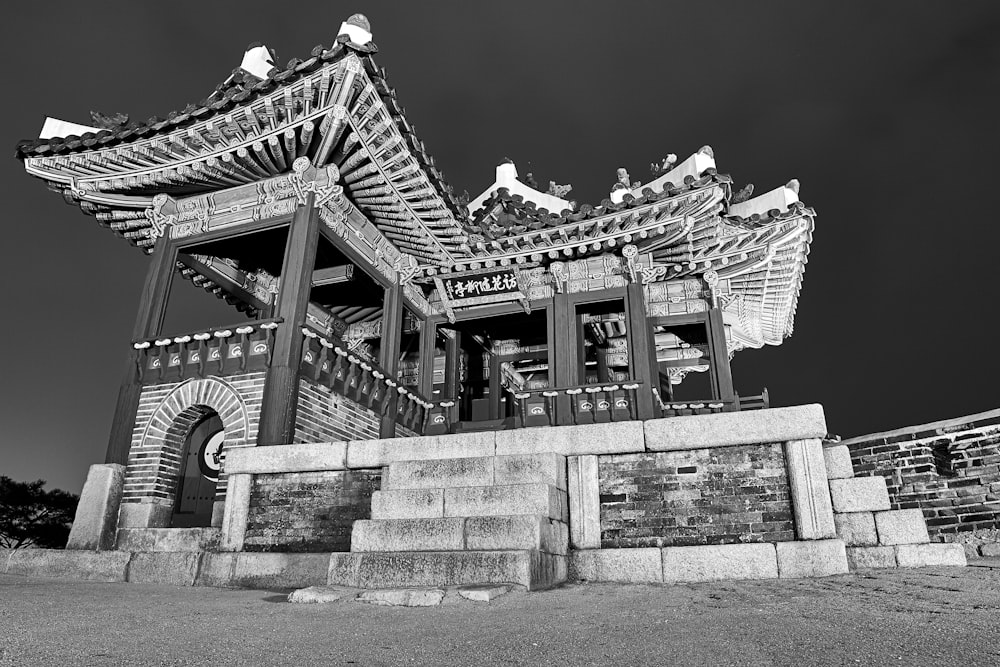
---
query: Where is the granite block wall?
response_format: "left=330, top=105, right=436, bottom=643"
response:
left=243, top=470, right=381, bottom=552
left=598, top=443, right=795, bottom=547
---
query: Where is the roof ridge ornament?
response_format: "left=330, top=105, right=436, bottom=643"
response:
left=338, top=13, right=373, bottom=46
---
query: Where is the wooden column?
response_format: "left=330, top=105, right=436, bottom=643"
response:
left=625, top=282, right=657, bottom=420
left=551, top=291, right=574, bottom=425
left=443, top=330, right=461, bottom=425
left=257, top=193, right=320, bottom=446
left=379, top=282, right=404, bottom=438
left=707, top=307, right=736, bottom=405
left=417, top=319, right=436, bottom=400
left=105, top=234, right=177, bottom=465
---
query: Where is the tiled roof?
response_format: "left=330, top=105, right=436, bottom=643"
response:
left=15, top=36, right=375, bottom=159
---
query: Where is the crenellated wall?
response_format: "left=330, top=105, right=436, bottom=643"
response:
left=842, top=408, right=1000, bottom=555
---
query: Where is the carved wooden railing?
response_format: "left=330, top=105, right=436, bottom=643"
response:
left=424, top=381, right=645, bottom=434
left=132, top=318, right=282, bottom=384
left=652, top=387, right=770, bottom=416
left=736, top=388, right=770, bottom=411
left=298, top=327, right=430, bottom=436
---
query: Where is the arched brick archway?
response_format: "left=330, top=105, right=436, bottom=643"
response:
left=122, top=377, right=249, bottom=526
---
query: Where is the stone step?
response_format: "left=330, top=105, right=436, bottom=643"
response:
left=116, top=528, right=220, bottom=553
left=351, top=515, right=568, bottom=554
left=370, top=483, right=567, bottom=521
left=327, top=549, right=566, bottom=591
left=383, top=453, right=566, bottom=491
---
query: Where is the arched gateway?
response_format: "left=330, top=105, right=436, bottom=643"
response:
left=121, top=377, right=249, bottom=528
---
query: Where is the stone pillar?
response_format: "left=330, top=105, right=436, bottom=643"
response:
left=66, top=464, right=125, bottom=550
left=220, top=474, right=253, bottom=552
left=567, top=455, right=601, bottom=549
left=784, top=438, right=837, bottom=540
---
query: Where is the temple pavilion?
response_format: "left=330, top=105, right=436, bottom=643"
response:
left=17, top=15, right=813, bottom=528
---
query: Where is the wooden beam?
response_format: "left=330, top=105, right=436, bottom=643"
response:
left=176, top=253, right=270, bottom=312
left=379, top=282, right=404, bottom=438
left=626, top=282, right=657, bottom=420
left=317, top=224, right=393, bottom=290
left=258, top=193, right=321, bottom=446
left=106, top=234, right=177, bottom=465
left=311, top=264, right=355, bottom=287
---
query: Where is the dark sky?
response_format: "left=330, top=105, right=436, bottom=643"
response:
left=2, top=1, right=998, bottom=494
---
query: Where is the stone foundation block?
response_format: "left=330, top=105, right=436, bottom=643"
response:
left=775, top=539, right=849, bottom=578
left=662, top=543, right=779, bottom=584
left=644, top=404, right=827, bottom=451
left=347, top=432, right=495, bottom=469
left=328, top=550, right=565, bottom=590
left=288, top=586, right=354, bottom=604
left=464, top=516, right=568, bottom=555
left=116, top=528, right=221, bottom=553
left=458, top=585, right=511, bottom=602
left=5, top=549, right=131, bottom=582
left=494, top=453, right=567, bottom=490
left=828, top=477, right=891, bottom=513
left=370, top=488, right=444, bottom=519
left=980, top=543, right=1000, bottom=558
left=444, top=484, right=567, bottom=520
left=117, top=501, right=172, bottom=529
left=834, top=512, right=878, bottom=547
left=568, top=548, right=663, bottom=583
left=66, top=464, right=125, bottom=550
left=846, top=546, right=897, bottom=570
left=385, top=457, right=494, bottom=490
left=225, top=442, right=347, bottom=474
left=229, top=553, right=331, bottom=589
left=127, top=552, right=202, bottom=586
left=495, top=421, right=642, bottom=457
left=193, top=553, right=237, bottom=587
left=356, top=588, right=446, bottom=607
left=352, top=518, right=465, bottom=552
left=822, top=445, right=854, bottom=479
left=895, top=543, right=967, bottom=568
left=874, top=509, right=930, bottom=546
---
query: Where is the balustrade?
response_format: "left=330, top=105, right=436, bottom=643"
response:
left=298, top=325, right=430, bottom=436
left=132, top=318, right=281, bottom=384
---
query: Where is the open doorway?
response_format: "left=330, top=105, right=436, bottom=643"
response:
left=171, top=412, right=224, bottom=528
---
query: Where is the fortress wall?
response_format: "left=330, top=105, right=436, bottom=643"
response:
left=842, top=408, right=1000, bottom=550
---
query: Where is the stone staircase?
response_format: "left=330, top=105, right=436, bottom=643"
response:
left=327, top=452, right=569, bottom=590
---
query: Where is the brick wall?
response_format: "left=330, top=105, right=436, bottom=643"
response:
left=294, top=378, right=417, bottom=441
left=244, top=470, right=381, bottom=552
left=844, top=409, right=1000, bottom=544
left=294, top=379, right=382, bottom=443
left=598, top=444, right=795, bottom=547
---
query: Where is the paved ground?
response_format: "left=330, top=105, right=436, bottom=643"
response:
left=2, top=563, right=999, bottom=666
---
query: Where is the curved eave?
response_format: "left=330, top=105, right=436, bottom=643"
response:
left=719, top=205, right=815, bottom=348
left=17, top=39, right=468, bottom=266
left=426, top=172, right=731, bottom=277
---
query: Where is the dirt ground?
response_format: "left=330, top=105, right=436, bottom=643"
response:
left=2, top=562, right=999, bottom=666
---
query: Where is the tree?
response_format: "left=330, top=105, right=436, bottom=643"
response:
left=0, top=477, right=78, bottom=549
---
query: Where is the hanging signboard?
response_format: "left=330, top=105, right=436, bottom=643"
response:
left=434, top=269, right=530, bottom=321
